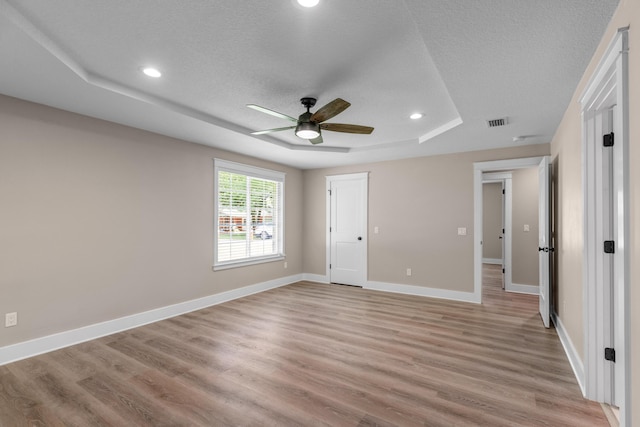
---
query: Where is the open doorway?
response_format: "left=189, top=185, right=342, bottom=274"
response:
left=482, top=168, right=541, bottom=296
left=473, top=156, right=551, bottom=326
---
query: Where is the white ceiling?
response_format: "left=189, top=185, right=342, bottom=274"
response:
left=0, top=0, right=619, bottom=169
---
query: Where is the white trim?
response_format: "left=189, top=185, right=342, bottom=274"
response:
left=580, top=27, right=630, bottom=425
left=506, top=283, right=539, bottom=295
left=418, top=117, right=463, bottom=143
left=482, top=258, right=502, bottom=265
left=552, top=312, right=586, bottom=395
left=365, top=281, right=479, bottom=304
left=0, top=274, right=302, bottom=366
left=474, top=157, right=545, bottom=304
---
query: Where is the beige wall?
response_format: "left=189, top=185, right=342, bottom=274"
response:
left=482, top=182, right=503, bottom=261
left=303, top=144, right=550, bottom=291
left=511, top=168, right=538, bottom=286
left=0, top=95, right=304, bottom=347
left=550, top=0, right=639, bottom=420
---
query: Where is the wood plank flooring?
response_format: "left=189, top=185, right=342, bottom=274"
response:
left=0, top=265, right=609, bottom=426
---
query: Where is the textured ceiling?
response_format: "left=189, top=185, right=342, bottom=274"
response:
left=0, top=0, right=619, bottom=169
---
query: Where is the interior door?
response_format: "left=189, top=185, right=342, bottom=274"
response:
left=500, top=181, right=505, bottom=289
left=538, top=156, right=551, bottom=328
left=328, top=174, right=367, bottom=286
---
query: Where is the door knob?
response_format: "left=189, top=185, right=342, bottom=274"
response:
left=357, top=236, right=362, bottom=240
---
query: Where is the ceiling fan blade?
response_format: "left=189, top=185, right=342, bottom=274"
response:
left=247, top=104, right=298, bottom=123
left=320, top=123, right=374, bottom=134
left=251, top=126, right=296, bottom=135
left=309, top=134, right=323, bottom=145
left=310, top=98, right=351, bottom=123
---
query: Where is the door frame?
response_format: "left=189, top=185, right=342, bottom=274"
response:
left=579, top=27, right=629, bottom=423
left=325, top=172, right=369, bottom=285
left=473, top=156, right=547, bottom=303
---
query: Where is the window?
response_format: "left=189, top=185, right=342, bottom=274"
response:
left=214, top=159, right=285, bottom=269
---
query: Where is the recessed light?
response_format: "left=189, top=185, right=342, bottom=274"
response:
left=298, top=0, right=319, bottom=7
left=142, top=67, right=162, bottom=78
left=410, top=113, right=423, bottom=120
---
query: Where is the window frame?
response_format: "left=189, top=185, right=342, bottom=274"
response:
left=213, top=158, right=285, bottom=270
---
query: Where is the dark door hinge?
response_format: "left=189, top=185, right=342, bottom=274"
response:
left=604, top=240, right=615, bottom=254
left=603, top=132, right=614, bottom=147
left=502, top=268, right=505, bottom=274
left=605, top=347, right=616, bottom=362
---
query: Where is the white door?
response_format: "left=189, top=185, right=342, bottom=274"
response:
left=500, top=181, right=505, bottom=289
left=538, top=156, right=551, bottom=328
left=328, top=174, right=367, bottom=286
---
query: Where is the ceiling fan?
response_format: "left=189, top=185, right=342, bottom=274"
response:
left=247, top=97, right=374, bottom=145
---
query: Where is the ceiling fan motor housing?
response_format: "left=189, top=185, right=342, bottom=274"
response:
left=300, top=97, right=317, bottom=110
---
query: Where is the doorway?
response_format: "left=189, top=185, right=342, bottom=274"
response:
left=580, top=27, right=629, bottom=422
left=482, top=173, right=510, bottom=290
left=326, top=173, right=368, bottom=286
left=473, top=156, right=551, bottom=325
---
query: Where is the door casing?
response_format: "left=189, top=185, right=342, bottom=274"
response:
left=580, top=26, right=629, bottom=423
left=473, top=156, right=547, bottom=304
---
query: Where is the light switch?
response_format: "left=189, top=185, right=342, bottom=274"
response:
left=374, top=226, right=379, bottom=234
left=458, top=227, right=467, bottom=236
left=524, top=224, right=530, bottom=232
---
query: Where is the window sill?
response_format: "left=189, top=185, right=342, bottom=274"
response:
left=213, top=254, right=285, bottom=271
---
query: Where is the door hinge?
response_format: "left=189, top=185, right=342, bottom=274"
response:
left=604, top=240, right=615, bottom=254
left=502, top=189, right=505, bottom=194
left=502, top=268, right=505, bottom=274
left=328, top=189, right=332, bottom=195
left=603, top=132, right=614, bottom=147
left=329, top=264, right=332, bottom=269
left=604, top=347, right=616, bottom=362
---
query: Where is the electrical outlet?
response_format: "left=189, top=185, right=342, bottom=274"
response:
left=406, top=268, right=412, bottom=276
left=374, top=226, right=379, bottom=234
left=524, top=224, right=530, bottom=232
left=5, top=312, right=17, bottom=327
left=457, top=227, right=467, bottom=236
left=284, top=261, right=288, bottom=269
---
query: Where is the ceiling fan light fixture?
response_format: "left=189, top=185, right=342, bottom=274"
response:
left=410, top=112, right=423, bottom=120
left=295, top=122, right=320, bottom=139
left=297, top=0, right=319, bottom=7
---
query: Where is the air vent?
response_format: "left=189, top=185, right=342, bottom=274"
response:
left=486, top=117, right=508, bottom=128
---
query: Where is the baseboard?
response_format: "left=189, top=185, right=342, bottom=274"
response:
left=482, top=258, right=503, bottom=265
left=505, top=282, right=539, bottom=295
left=365, top=281, right=480, bottom=304
left=552, top=311, right=586, bottom=396
left=301, top=273, right=329, bottom=283
left=0, top=274, right=304, bottom=366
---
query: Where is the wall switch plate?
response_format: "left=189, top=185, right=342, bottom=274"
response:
left=457, top=227, right=467, bottom=236
left=374, top=226, right=379, bottom=234
left=406, top=268, right=412, bottom=276
left=5, top=312, right=17, bottom=327
left=524, top=224, right=530, bottom=232
left=284, top=261, right=288, bottom=269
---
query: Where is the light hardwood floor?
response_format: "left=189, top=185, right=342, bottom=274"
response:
left=0, top=265, right=608, bottom=426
